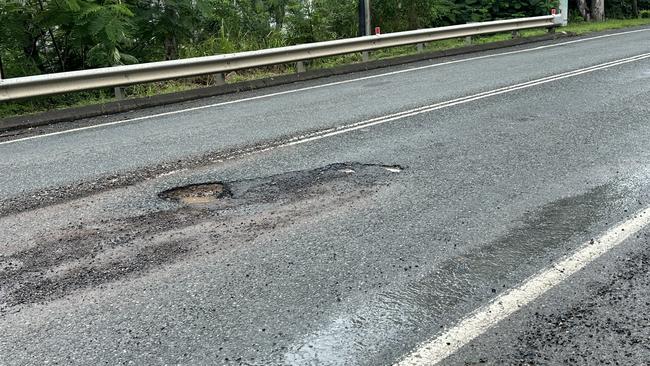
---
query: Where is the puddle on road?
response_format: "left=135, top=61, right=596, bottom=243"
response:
left=286, top=183, right=626, bottom=365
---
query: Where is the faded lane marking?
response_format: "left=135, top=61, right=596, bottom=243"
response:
left=396, top=207, right=650, bottom=366
left=1, top=28, right=649, bottom=147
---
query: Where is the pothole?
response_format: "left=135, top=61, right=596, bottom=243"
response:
left=159, top=183, right=230, bottom=204
left=158, top=163, right=404, bottom=206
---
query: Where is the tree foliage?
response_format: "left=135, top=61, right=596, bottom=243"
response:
left=0, top=0, right=646, bottom=78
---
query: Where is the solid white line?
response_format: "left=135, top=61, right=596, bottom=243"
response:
left=167, top=52, right=650, bottom=169
left=1, top=27, right=649, bottom=147
left=396, top=207, right=650, bottom=366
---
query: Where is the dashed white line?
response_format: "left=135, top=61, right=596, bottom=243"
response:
left=396, top=207, right=650, bottom=366
left=1, top=27, right=648, bottom=147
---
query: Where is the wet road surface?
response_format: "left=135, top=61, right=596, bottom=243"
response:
left=1, top=27, right=650, bottom=365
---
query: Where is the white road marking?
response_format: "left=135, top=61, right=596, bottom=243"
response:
left=123, top=51, right=648, bottom=181
left=109, top=52, right=648, bottom=171
left=221, top=53, right=650, bottom=160
left=396, top=207, right=650, bottom=366
left=1, top=27, right=649, bottom=147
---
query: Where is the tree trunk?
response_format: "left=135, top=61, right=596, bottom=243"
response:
left=0, top=52, right=5, bottom=79
left=407, top=1, right=419, bottom=29
left=273, top=4, right=285, bottom=31
left=24, top=35, right=45, bottom=73
left=577, top=0, right=591, bottom=21
left=164, top=36, right=178, bottom=60
left=632, top=0, right=639, bottom=18
left=591, top=0, right=605, bottom=21
left=47, top=28, right=65, bottom=71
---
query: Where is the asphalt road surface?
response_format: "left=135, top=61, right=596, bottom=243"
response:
left=1, top=27, right=650, bottom=365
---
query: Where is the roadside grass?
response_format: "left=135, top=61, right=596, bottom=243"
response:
left=564, top=17, right=650, bottom=33
left=2, top=17, right=649, bottom=120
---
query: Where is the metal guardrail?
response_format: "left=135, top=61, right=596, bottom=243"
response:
left=0, top=15, right=562, bottom=101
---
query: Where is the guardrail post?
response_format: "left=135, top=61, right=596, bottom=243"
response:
left=214, top=73, right=225, bottom=86
left=416, top=43, right=424, bottom=53
left=296, top=61, right=306, bottom=73
left=114, top=87, right=125, bottom=100
left=362, top=51, right=370, bottom=62
left=465, top=22, right=477, bottom=45
left=511, top=30, right=521, bottom=39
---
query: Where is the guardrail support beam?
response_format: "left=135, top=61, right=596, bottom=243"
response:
left=416, top=43, right=424, bottom=53
left=296, top=61, right=306, bottom=73
left=213, top=73, right=225, bottom=86
left=114, top=87, right=125, bottom=100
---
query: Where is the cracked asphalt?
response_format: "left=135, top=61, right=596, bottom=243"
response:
left=1, top=27, right=650, bottom=365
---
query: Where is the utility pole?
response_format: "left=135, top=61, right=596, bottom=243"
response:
left=364, top=0, right=371, bottom=36
left=358, top=0, right=371, bottom=61
left=0, top=53, right=4, bottom=81
left=358, top=0, right=371, bottom=36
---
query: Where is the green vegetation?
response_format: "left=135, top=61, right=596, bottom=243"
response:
left=1, top=0, right=648, bottom=119
left=563, top=15, right=650, bottom=31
